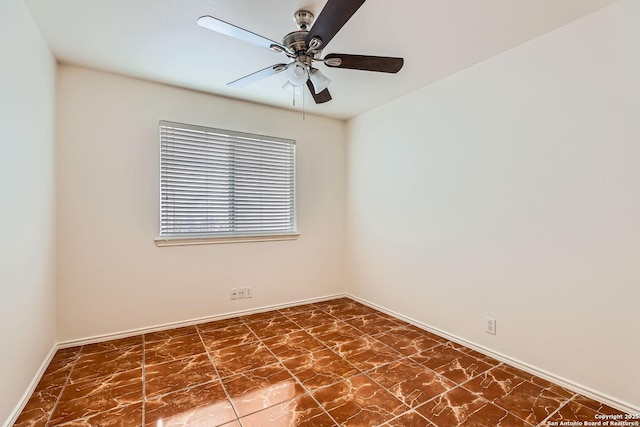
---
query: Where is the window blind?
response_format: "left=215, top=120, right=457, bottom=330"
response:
left=159, top=121, right=296, bottom=239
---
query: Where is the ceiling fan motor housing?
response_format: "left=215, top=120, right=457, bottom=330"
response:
left=285, top=10, right=323, bottom=62
left=283, top=31, right=309, bottom=54
left=285, top=10, right=323, bottom=70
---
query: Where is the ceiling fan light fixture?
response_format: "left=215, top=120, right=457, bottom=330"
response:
left=286, top=61, right=309, bottom=86
left=309, top=69, right=331, bottom=94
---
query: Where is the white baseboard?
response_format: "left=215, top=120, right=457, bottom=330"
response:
left=4, top=343, right=58, bottom=427
left=58, top=293, right=347, bottom=348
left=347, top=294, right=639, bottom=415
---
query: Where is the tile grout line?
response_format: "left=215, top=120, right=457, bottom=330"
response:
left=283, top=303, right=442, bottom=426
left=240, top=316, right=306, bottom=420
left=303, top=306, right=513, bottom=426
left=380, top=410, right=436, bottom=427
left=225, top=306, right=353, bottom=421
left=349, top=346, right=466, bottom=427
left=280, top=308, right=369, bottom=425
left=451, top=364, right=576, bottom=427
left=358, top=366, right=411, bottom=426
left=141, top=329, right=236, bottom=422
left=316, top=315, right=424, bottom=427
left=464, top=395, right=527, bottom=427
left=44, top=348, right=83, bottom=427
left=248, top=312, right=343, bottom=427
left=196, top=325, right=244, bottom=427
left=536, top=392, right=580, bottom=427
left=288, top=304, right=418, bottom=424
left=137, top=378, right=222, bottom=402
left=452, top=366, right=535, bottom=426
left=493, top=390, right=575, bottom=427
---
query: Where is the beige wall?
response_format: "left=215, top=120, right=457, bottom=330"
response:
left=0, top=0, right=57, bottom=424
left=346, top=0, right=639, bottom=409
left=56, top=66, right=347, bottom=342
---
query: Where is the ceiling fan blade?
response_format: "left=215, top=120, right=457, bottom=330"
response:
left=228, top=63, right=288, bottom=87
left=324, top=53, right=404, bottom=73
left=306, top=0, right=366, bottom=49
left=306, top=80, right=332, bottom=104
left=198, top=16, right=289, bottom=52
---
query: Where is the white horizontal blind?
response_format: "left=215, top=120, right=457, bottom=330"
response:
left=159, top=121, right=296, bottom=239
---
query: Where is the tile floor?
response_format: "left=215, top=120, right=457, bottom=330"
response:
left=14, top=298, right=627, bottom=426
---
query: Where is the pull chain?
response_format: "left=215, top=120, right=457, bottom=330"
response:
left=289, top=84, right=306, bottom=120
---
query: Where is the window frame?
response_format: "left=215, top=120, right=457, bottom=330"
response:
left=155, top=121, right=299, bottom=246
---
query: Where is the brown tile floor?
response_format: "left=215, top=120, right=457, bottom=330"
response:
left=14, top=298, right=627, bottom=426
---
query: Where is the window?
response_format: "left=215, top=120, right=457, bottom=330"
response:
left=156, top=121, right=297, bottom=245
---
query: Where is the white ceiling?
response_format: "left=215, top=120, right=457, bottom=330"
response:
left=24, top=0, right=616, bottom=119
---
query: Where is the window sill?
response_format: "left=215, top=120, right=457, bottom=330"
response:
left=154, top=233, right=300, bottom=247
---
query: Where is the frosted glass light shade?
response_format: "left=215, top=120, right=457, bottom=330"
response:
left=286, top=61, right=308, bottom=86
left=309, top=69, right=331, bottom=94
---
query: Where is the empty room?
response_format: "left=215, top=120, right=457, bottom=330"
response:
left=2, top=0, right=639, bottom=426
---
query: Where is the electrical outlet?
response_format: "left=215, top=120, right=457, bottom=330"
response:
left=231, top=286, right=253, bottom=300
left=485, top=316, right=496, bottom=335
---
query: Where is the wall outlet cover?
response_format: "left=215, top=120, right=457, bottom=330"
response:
left=485, top=316, right=496, bottom=335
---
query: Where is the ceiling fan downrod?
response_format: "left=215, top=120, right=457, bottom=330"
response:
left=293, top=10, right=314, bottom=31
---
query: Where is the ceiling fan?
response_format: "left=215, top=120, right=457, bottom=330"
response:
left=197, top=0, right=404, bottom=104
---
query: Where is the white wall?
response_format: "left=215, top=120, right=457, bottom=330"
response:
left=0, top=0, right=57, bottom=424
left=346, top=0, right=640, bottom=409
left=56, top=66, right=346, bottom=342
